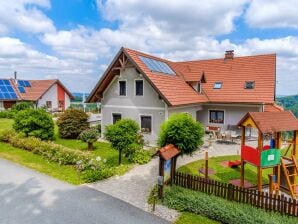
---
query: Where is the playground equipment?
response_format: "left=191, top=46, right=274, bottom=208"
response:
left=238, top=111, right=298, bottom=198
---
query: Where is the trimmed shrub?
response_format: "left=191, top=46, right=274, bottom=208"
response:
left=104, top=119, right=139, bottom=164
left=57, top=109, right=89, bottom=139
left=11, top=102, right=34, bottom=112
left=129, top=149, right=151, bottom=164
left=163, top=186, right=297, bottom=224
left=78, top=128, right=100, bottom=150
left=158, top=113, right=204, bottom=155
left=13, top=108, right=54, bottom=140
left=0, top=110, right=15, bottom=118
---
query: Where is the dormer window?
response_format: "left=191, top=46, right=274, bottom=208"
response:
left=245, top=81, right=255, bottom=89
left=214, top=82, right=222, bottom=89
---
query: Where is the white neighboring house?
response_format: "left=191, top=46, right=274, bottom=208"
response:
left=0, top=78, right=74, bottom=111
left=87, top=47, right=283, bottom=145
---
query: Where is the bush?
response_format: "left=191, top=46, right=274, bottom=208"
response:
left=57, top=109, right=89, bottom=139
left=13, top=108, right=54, bottom=140
left=0, top=110, right=14, bottom=118
left=163, top=186, right=297, bottom=224
left=11, top=102, right=34, bottom=112
left=104, top=119, right=139, bottom=164
left=129, top=149, right=151, bottom=164
left=78, top=128, right=100, bottom=150
left=158, top=113, right=204, bottom=155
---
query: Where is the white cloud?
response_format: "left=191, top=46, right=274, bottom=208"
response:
left=0, top=0, right=55, bottom=34
left=97, top=0, right=248, bottom=37
left=245, top=0, right=298, bottom=29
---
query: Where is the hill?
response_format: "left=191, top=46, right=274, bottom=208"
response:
left=277, top=95, right=298, bottom=117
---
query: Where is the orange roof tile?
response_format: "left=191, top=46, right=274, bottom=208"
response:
left=264, top=103, right=284, bottom=112
left=159, top=144, right=181, bottom=160
left=238, top=111, right=298, bottom=133
left=87, top=47, right=276, bottom=106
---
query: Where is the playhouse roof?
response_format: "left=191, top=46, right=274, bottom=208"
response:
left=159, top=144, right=180, bottom=160
left=238, top=111, right=298, bottom=133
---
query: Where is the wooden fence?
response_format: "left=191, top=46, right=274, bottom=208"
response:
left=173, top=172, right=298, bottom=217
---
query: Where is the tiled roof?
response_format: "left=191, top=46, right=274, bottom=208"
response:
left=124, top=48, right=208, bottom=106
left=159, top=144, right=181, bottom=160
left=238, top=111, right=298, bottom=133
left=87, top=47, right=276, bottom=106
left=264, top=103, right=284, bottom=112
left=6, top=79, right=73, bottom=101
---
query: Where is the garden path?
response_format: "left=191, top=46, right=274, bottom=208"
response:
left=87, top=138, right=242, bottom=222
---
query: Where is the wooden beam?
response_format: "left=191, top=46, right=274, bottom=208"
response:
left=240, top=159, right=245, bottom=187
left=258, top=132, right=263, bottom=151
left=293, top=130, right=297, bottom=156
left=257, top=166, right=262, bottom=192
left=241, top=126, right=245, bottom=147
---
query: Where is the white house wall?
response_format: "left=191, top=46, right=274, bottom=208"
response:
left=101, top=65, right=166, bottom=145
left=0, top=101, right=4, bottom=110
left=168, top=105, right=203, bottom=120
left=65, top=92, right=70, bottom=109
left=37, top=84, right=58, bottom=109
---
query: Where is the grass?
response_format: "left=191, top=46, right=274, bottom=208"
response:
left=0, top=118, right=132, bottom=183
left=0, top=141, right=82, bottom=184
left=176, top=212, right=218, bottom=224
left=178, top=155, right=271, bottom=185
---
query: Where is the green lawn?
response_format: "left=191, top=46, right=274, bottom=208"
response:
left=0, top=118, right=14, bottom=131
left=178, top=155, right=271, bottom=185
left=176, top=212, right=218, bottom=224
left=0, top=141, right=82, bottom=184
left=0, top=118, right=132, bottom=183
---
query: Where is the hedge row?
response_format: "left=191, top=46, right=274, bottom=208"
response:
left=163, top=186, right=297, bottom=224
left=0, top=130, right=115, bottom=182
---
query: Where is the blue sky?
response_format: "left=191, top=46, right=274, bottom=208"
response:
left=0, top=0, right=298, bottom=95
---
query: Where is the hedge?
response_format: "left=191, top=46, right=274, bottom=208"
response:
left=0, top=130, right=115, bottom=182
left=163, top=186, right=297, bottom=224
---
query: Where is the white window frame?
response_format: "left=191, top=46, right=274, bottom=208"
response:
left=134, top=79, right=144, bottom=96
left=208, top=109, right=225, bottom=125
left=139, top=114, right=153, bottom=134
left=213, top=82, right=222, bottom=89
left=118, top=79, right=127, bottom=96
left=111, top=112, right=122, bottom=124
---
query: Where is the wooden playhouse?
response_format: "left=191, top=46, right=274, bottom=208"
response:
left=238, top=111, right=298, bottom=198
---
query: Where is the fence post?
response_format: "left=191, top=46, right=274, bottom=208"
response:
left=227, top=183, right=233, bottom=201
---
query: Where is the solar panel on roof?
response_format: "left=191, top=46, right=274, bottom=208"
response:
left=18, top=86, right=25, bottom=93
left=0, top=79, right=18, bottom=100
left=23, top=80, right=31, bottom=87
left=139, top=56, right=175, bottom=75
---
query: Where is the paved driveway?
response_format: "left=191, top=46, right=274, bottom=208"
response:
left=0, top=159, right=168, bottom=224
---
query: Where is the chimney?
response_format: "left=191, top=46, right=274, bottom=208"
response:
left=14, top=71, right=18, bottom=84
left=225, top=50, right=234, bottom=60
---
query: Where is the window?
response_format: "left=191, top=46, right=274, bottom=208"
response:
left=119, top=80, right=126, bottom=96
left=197, top=82, right=201, bottom=93
left=135, top=80, right=143, bottom=96
left=46, top=101, right=52, bottom=108
left=112, top=113, right=121, bottom=124
left=245, top=81, right=255, bottom=89
left=213, top=82, right=222, bottom=89
left=209, top=110, right=224, bottom=124
left=140, top=115, right=152, bottom=133
left=58, top=100, right=64, bottom=108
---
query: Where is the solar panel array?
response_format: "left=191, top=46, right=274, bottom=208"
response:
left=18, top=86, right=25, bottom=93
left=18, top=80, right=31, bottom=87
left=0, top=79, right=18, bottom=100
left=139, top=56, right=175, bottom=75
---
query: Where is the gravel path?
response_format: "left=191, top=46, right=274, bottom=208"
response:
left=88, top=139, right=241, bottom=222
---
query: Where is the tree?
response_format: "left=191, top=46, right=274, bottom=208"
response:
left=104, top=119, right=139, bottom=165
left=158, top=113, right=204, bottom=155
left=79, top=128, right=100, bottom=150
left=13, top=108, right=54, bottom=140
left=57, top=109, right=89, bottom=139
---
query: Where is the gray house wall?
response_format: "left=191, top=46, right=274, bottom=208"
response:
left=196, top=104, right=262, bottom=130
left=101, top=65, right=166, bottom=145
left=168, top=105, right=203, bottom=120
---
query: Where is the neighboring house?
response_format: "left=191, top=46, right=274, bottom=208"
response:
left=0, top=78, right=74, bottom=111
left=87, top=47, right=282, bottom=145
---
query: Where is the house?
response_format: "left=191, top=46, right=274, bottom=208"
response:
left=87, top=47, right=281, bottom=145
left=0, top=77, right=74, bottom=111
